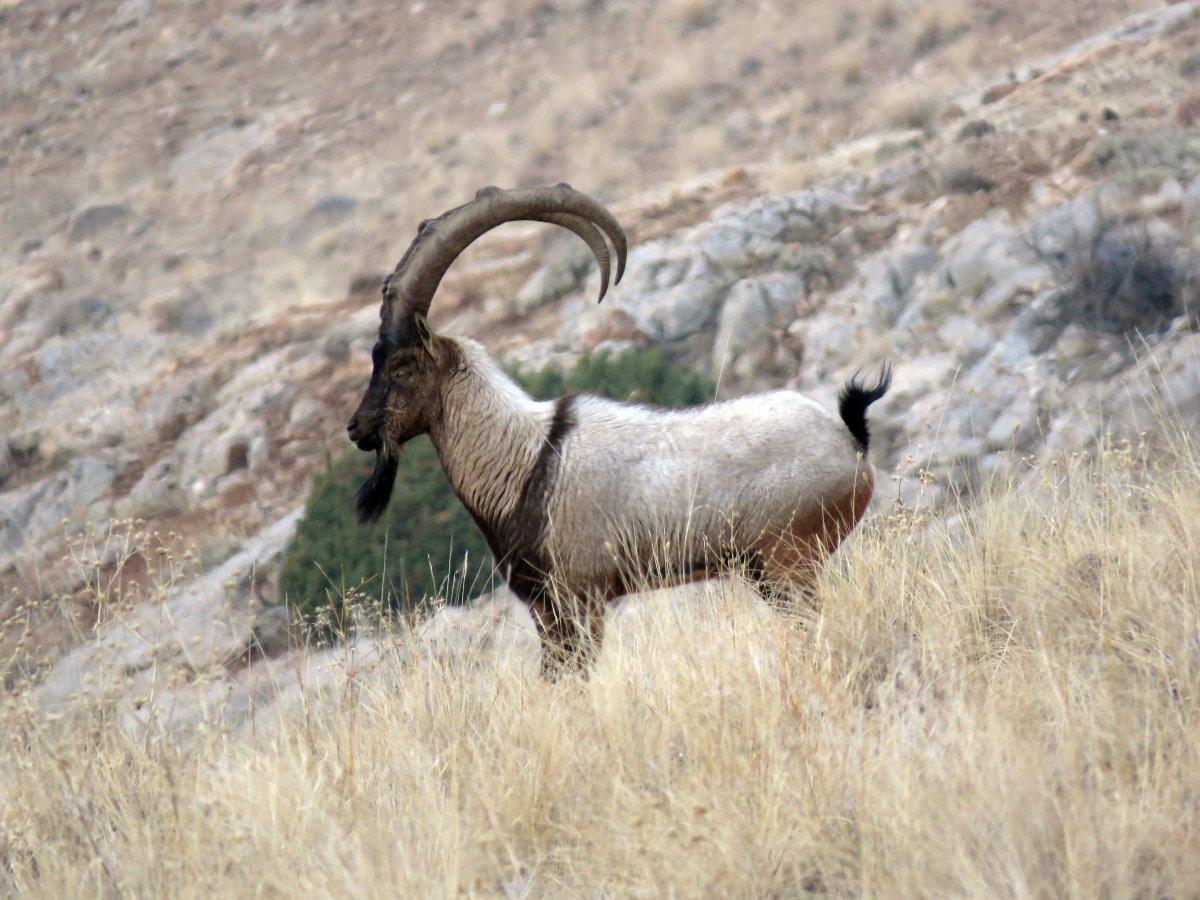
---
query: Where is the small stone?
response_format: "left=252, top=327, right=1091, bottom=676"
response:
left=956, top=119, right=995, bottom=142
left=980, top=82, right=1018, bottom=104
left=310, top=195, right=356, bottom=220
left=69, top=203, right=130, bottom=240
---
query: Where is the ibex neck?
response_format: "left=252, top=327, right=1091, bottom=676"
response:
left=428, top=342, right=553, bottom=530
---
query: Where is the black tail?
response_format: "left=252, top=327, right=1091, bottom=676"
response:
left=837, top=363, right=892, bottom=452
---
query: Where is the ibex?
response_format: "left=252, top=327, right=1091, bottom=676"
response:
left=347, top=184, right=889, bottom=674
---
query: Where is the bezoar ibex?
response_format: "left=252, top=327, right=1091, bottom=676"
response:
left=347, top=184, right=889, bottom=674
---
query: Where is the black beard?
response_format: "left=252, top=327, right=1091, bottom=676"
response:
left=355, top=448, right=399, bottom=525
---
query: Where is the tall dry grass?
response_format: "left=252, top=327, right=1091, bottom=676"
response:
left=2, top=436, right=1199, bottom=896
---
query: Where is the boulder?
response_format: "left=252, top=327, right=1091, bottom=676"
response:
left=514, top=237, right=594, bottom=315
left=712, top=279, right=773, bottom=381
left=119, top=456, right=189, bottom=519
left=0, top=454, right=116, bottom=562
left=711, top=272, right=804, bottom=382
left=940, top=214, right=1026, bottom=301
left=861, top=243, right=940, bottom=324
left=628, top=273, right=730, bottom=343
left=696, top=221, right=784, bottom=271
left=68, top=203, right=130, bottom=240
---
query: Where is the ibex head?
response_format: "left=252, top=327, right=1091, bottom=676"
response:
left=346, top=183, right=626, bottom=523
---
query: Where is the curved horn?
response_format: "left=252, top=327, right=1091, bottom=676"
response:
left=383, top=183, right=627, bottom=343
left=532, top=212, right=611, bottom=302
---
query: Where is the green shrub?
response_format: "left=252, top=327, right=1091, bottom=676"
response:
left=280, top=347, right=714, bottom=632
left=523, top=345, right=714, bottom=408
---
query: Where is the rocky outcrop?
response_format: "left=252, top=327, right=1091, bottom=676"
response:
left=35, top=511, right=301, bottom=714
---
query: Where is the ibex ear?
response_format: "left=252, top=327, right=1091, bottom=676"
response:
left=414, top=314, right=435, bottom=350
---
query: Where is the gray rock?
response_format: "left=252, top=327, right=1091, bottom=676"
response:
left=862, top=244, right=940, bottom=323
left=149, top=288, right=217, bottom=335
left=957, top=119, right=996, bottom=142
left=697, top=221, right=784, bottom=271
left=1109, top=333, right=1200, bottom=432
left=712, top=196, right=795, bottom=241
left=941, top=214, right=1026, bottom=301
left=120, top=456, right=188, bottom=519
left=44, top=295, right=112, bottom=336
left=287, top=396, right=327, bottom=431
left=705, top=186, right=857, bottom=252
left=248, top=604, right=295, bottom=659
left=69, top=203, right=130, bottom=240
left=780, top=186, right=858, bottom=241
left=142, top=367, right=220, bottom=443
left=36, top=509, right=302, bottom=712
left=1186, top=175, right=1200, bottom=231
left=32, top=333, right=162, bottom=402
left=1027, top=194, right=1110, bottom=260
left=170, top=409, right=271, bottom=505
left=0, top=442, right=12, bottom=487
left=712, top=279, right=773, bottom=381
left=985, top=394, right=1040, bottom=451
left=310, top=195, right=357, bottom=220
left=168, top=118, right=279, bottom=193
left=754, top=270, right=806, bottom=320
left=67, top=455, right=117, bottom=508
left=936, top=315, right=993, bottom=365
left=632, top=274, right=730, bottom=343
left=514, top=238, right=594, bottom=315
left=711, top=272, right=805, bottom=381
left=0, top=478, right=54, bottom=557
left=0, top=454, right=115, bottom=560
left=1006, top=289, right=1066, bottom=355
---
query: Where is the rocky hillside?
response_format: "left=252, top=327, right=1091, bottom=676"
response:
left=2, top=0, right=1199, bottom=716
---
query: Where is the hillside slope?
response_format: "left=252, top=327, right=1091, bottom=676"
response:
left=2, top=0, right=1199, bottom=706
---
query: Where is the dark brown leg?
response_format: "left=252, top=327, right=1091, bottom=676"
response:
left=748, top=543, right=822, bottom=613
left=527, top=594, right=605, bottom=679
left=751, top=569, right=820, bottom=612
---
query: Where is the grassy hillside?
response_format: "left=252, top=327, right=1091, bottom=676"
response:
left=4, top=433, right=1198, bottom=895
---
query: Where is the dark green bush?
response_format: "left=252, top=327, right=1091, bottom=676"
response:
left=280, top=347, right=714, bottom=631
left=1033, top=215, right=1199, bottom=336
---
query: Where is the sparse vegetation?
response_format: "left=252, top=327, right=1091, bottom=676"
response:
left=4, top=438, right=1200, bottom=894
left=940, top=158, right=996, bottom=194
left=665, top=0, right=720, bottom=34
left=877, top=83, right=943, bottom=133
left=1033, top=212, right=1198, bottom=335
left=956, top=118, right=996, bottom=142
left=912, top=2, right=971, bottom=56
left=280, top=349, right=713, bottom=630
left=1178, top=94, right=1200, bottom=129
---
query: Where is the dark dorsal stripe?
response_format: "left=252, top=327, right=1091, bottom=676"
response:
left=460, top=394, right=577, bottom=602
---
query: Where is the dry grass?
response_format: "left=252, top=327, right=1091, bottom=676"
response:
left=3, top=437, right=1200, bottom=896
left=875, top=81, right=945, bottom=134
